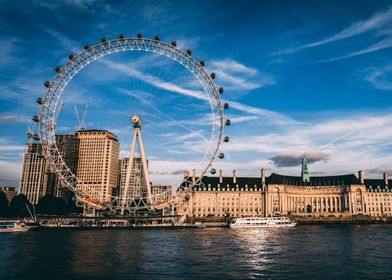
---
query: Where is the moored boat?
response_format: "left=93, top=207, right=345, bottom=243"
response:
left=0, top=221, right=30, bottom=233
left=230, top=216, right=296, bottom=228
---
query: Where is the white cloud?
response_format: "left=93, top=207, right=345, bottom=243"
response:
left=0, top=39, right=24, bottom=69
left=0, top=138, right=25, bottom=187
left=44, top=28, right=81, bottom=53
left=364, top=64, right=392, bottom=90
left=276, top=6, right=392, bottom=55
left=228, top=100, right=298, bottom=126
left=317, top=38, right=392, bottom=63
left=210, top=59, right=259, bottom=76
left=101, top=59, right=292, bottom=126
left=175, top=111, right=392, bottom=179
left=0, top=159, right=22, bottom=187
left=101, top=60, right=208, bottom=101
left=209, top=59, right=276, bottom=91
left=0, top=113, right=30, bottom=124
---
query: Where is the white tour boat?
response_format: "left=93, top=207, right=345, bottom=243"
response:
left=0, top=221, right=30, bottom=233
left=230, top=216, right=296, bottom=228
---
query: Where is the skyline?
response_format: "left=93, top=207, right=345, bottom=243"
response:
left=1, top=0, right=392, bottom=187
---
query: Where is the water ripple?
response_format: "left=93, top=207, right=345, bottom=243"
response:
left=0, top=225, right=392, bottom=279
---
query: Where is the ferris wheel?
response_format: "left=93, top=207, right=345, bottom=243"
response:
left=31, top=33, right=230, bottom=214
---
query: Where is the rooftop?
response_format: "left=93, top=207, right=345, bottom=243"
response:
left=268, top=173, right=360, bottom=186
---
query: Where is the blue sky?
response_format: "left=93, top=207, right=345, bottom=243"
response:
left=1, top=0, right=392, bottom=187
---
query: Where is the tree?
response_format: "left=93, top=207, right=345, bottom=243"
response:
left=37, top=195, right=67, bottom=215
left=36, top=195, right=54, bottom=214
left=67, top=193, right=83, bottom=214
left=9, top=194, right=32, bottom=218
left=0, top=191, right=10, bottom=217
left=50, top=197, right=67, bottom=215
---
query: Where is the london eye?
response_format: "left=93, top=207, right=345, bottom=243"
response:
left=31, top=33, right=230, bottom=215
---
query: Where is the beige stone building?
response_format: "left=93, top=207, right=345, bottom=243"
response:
left=189, top=170, right=265, bottom=218
left=19, top=143, right=49, bottom=204
left=265, top=158, right=392, bottom=217
left=75, top=130, right=119, bottom=203
left=188, top=158, right=392, bottom=218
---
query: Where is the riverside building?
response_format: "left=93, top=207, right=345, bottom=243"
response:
left=188, top=169, right=265, bottom=218
left=19, top=143, right=49, bottom=204
left=19, top=134, right=79, bottom=205
left=118, top=157, right=173, bottom=203
left=188, top=158, right=392, bottom=218
left=47, top=134, right=80, bottom=203
left=118, top=157, right=147, bottom=203
left=75, top=130, right=120, bottom=203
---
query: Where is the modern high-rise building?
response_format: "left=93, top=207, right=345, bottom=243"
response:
left=151, top=184, right=173, bottom=198
left=75, top=130, right=120, bottom=203
left=118, top=157, right=147, bottom=204
left=47, top=134, right=80, bottom=203
left=19, top=143, right=49, bottom=204
left=19, top=134, right=80, bottom=205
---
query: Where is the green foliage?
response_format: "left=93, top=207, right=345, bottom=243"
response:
left=37, top=195, right=67, bottom=215
left=9, top=194, right=33, bottom=218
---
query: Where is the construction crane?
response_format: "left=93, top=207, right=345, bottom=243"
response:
left=73, top=104, right=88, bottom=131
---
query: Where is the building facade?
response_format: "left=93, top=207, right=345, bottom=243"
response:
left=47, top=134, right=80, bottom=203
left=189, top=160, right=392, bottom=218
left=19, top=143, right=49, bottom=204
left=75, top=130, right=120, bottom=203
left=118, top=157, right=147, bottom=203
left=189, top=170, right=265, bottom=218
left=19, top=134, right=79, bottom=205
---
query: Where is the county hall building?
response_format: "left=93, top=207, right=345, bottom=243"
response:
left=187, top=157, right=392, bottom=218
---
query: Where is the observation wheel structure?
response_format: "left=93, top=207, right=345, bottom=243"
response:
left=31, top=33, right=231, bottom=214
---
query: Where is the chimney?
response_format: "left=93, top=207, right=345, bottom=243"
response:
left=358, top=170, right=364, bottom=184
left=261, top=168, right=266, bottom=186
left=192, top=169, right=196, bottom=185
left=233, top=169, right=237, bottom=184
left=384, top=172, right=388, bottom=186
left=219, top=170, right=223, bottom=183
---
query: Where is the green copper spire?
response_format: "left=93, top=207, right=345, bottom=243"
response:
left=301, top=155, right=310, bottom=183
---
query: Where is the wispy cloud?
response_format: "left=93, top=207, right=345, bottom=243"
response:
left=34, top=0, right=110, bottom=12
left=164, top=130, right=207, bottom=143
left=0, top=137, right=25, bottom=186
left=317, top=38, right=392, bottom=63
left=206, top=111, right=392, bottom=177
left=363, top=64, right=392, bottom=90
left=228, top=100, right=298, bottom=125
left=102, top=59, right=293, bottom=126
left=209, top=59, right=275, bottom=91
left=276, top=6, right=392, bottom=55
left=0, top=113, right=30, bottom=124
left=101, top=60, right=207, bottom=101
left=44, top=28, right=81, bottom=53
left=0, top=38, right=24, bottom=69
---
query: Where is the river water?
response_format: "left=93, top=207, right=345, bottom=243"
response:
left=1, top=225, right=391, bottom=279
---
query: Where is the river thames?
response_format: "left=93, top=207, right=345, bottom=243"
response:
left=1, top=225, right=392, bottom=279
